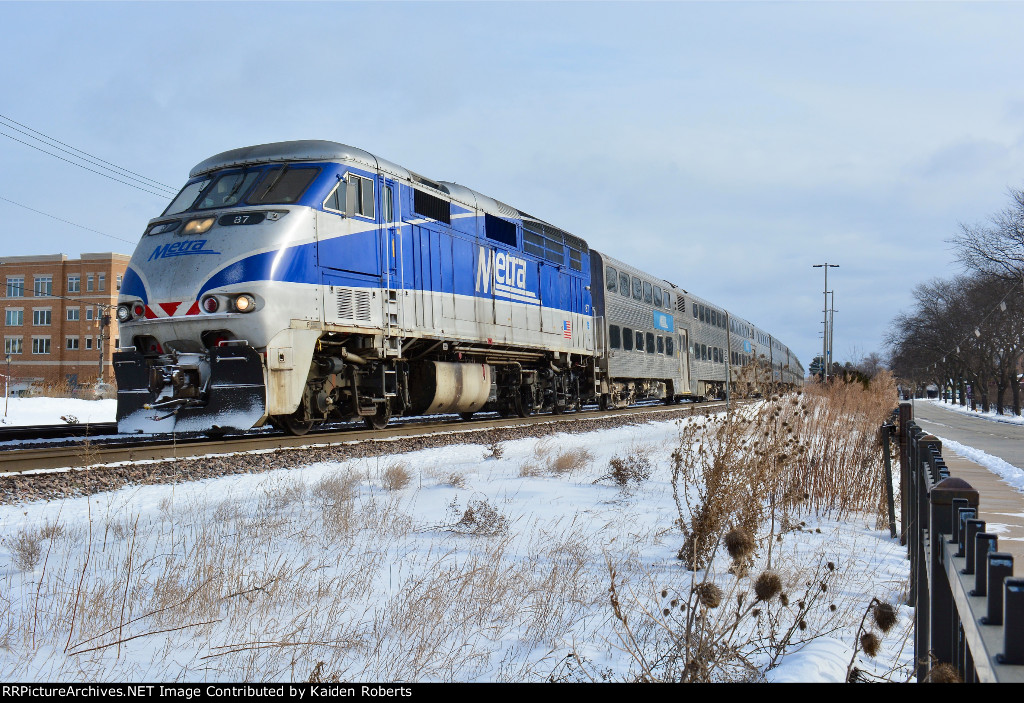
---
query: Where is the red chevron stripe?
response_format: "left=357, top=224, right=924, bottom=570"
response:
left=159, top=302, right=180, bottom=316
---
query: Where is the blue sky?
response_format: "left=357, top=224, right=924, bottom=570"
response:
left=2, top=1, right=1024, bottom=370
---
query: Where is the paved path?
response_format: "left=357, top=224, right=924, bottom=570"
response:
left=911, top=401, right=1024, bottom=560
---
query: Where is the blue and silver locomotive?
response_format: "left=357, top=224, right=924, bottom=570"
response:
left=113, top=140, right=802, bottom=435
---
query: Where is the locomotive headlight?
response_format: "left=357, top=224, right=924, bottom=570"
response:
left=116, top=304, right=132, bottom=322
left=202, top=296, right=220, bottom=313
left=182, top=217, right=215, bottom=235
left=233, top=294, right=255, bottom=313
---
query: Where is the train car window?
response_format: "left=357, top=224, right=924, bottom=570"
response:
left=656, top=336, right=664, bottom=354
left=196, top=169, right=263, bottom=210
left=632, top=276, right=643, bottom=301
left=653, top=286, right=663, bottom=307
left=693, top=302, right=698, bottom=318
left=665, top=336, right=674, bottom=356
left=163, top=177, right=212, bottom=216
left=248, top=166, right=321, bottom=206
left=701, top=344, right=707, bottom=360
left=636, top=330, right=644, bottom=350
left=698, top=305, right=705, bottom=323
left=609, top=325, right=621, bottom=349
left=643, top=282, right=653, bottom=305
left=619, top=272, right=630, bottom=297
left=606, top=267, right=618, bottom=292
left=413, top=188, right=451, bottom=224
left=485, top=214, right=517, bottom=247
left=646, top=333, right=655, bottom=354
left=623, top=327, right=633, bottom=351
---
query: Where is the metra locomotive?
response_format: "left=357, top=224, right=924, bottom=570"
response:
left=113, top=141, right=803, bottom=435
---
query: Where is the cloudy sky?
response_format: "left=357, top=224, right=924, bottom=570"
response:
left=2, top=1, right=1023, bottom=369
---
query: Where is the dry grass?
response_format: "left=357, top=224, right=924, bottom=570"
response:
left=549, top=448, right=594, bottom=475
left=380, top=461, right=412, bottom=491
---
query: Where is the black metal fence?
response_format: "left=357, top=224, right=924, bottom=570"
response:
left=898, top=401, right=1024, bottom=682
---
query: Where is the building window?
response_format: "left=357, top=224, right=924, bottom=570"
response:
left=86, top=274, right=94, bottom=292
left=85, top=337, right=93, bottom=350
left=34, top=276, right=52, bottom=296
left=4, top=337, right=22, bottom=354
left=32, top=337, right=50, bottom=354
left=32, top=309, right=52, bottom=326
left=67, top=308, right=80, bottom=322
left=5, top=309, right=23, bottom=326
left=6, top=277, right=24, bottom=297
left=98, top=273, right=105, bottom=291
left=66, top=336, right=79, bottom=350
left=67, top=275, right=81, bottom=293
left=116, top=274, right=123, bottom=291
left=86, top=307, right=94, bottom=321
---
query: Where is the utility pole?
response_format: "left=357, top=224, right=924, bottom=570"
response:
left=813, top=263, right=839, bottom=381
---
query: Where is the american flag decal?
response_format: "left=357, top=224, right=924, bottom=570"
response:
left=562, top=320, right=572, bottom=339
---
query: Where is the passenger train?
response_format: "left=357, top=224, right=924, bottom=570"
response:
left=112, top=141, right=803, bottom=435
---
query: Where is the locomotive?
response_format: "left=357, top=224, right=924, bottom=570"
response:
left=112, top=141, right=802, bottom=435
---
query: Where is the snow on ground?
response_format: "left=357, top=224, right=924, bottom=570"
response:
left=0, top=405, right=914, bottom=683
left=0, top=396, right=116, bottom=426
left=926, top=398, right=1024, bottom=426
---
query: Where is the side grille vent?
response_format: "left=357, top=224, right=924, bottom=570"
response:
left=336, top=288, right=373, bottom=322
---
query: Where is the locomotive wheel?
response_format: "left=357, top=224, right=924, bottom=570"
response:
left=271, top=413, right=314, bottom=436
left=514, top=391, right=533, bottom=418
left=363, top=404, right=391, bottom=430
left=598, top=393, right=610, bottom=411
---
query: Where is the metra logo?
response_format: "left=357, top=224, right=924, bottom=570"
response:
left=475, top=246, right=538, bottom=304
left=148, top=240, right=220, bottom=261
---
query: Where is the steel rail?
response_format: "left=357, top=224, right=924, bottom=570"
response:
left=0, top=400, right=733, bottom=475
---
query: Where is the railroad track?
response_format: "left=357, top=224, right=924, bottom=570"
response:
left=0, top=400, right=735, bottom=475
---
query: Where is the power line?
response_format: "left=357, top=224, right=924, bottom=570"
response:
left=0, top=114, right=177, bottom=198
left=0, top=194, right=137, bottom=246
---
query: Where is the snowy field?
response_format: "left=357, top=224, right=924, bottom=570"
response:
left=0, top=396, right=116, bottom=427
left=0, top=399, right=914, bottom=683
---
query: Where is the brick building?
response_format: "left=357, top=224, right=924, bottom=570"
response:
left=1, top=252, right=131, bottom=391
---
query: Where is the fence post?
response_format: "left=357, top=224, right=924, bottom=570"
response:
left=881, top=421, right=898, bottom=539
left=929, top=477, right=979, bottom=675
left=899, top=402, right=912, bottom=545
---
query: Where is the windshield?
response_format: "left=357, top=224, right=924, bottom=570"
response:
left=195, top=169, right=263, bottom=210
left=162, top=177, right=211, bottom=216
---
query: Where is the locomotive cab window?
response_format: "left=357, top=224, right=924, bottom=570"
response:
left=623, top=327, right=633, bottom=351
left=606, top=267, right=617, bottom=292
left=609, top=325, right=621, bottom=349
left=163, top=177, right=212, bottom=216
left=248, top=166, right=321, bottom=205
left=324, top=173, right=375, bottom=219
left=196, top=169, right=262, bottom=210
